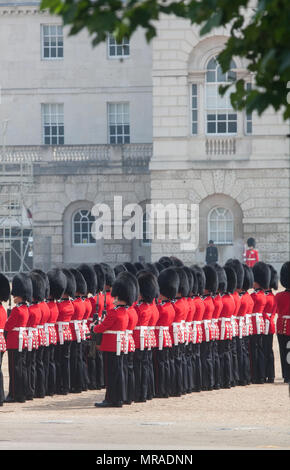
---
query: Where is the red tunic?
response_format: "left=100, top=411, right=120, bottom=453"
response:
left=5, top=303, right=29, bottom=351
left=27, top=303, right=42, bottom=351
left=212, top=294, right=223, bottom=340
left=147, top=301, right=159, bottom=349
left=95, top=292, right=105, bottom=319
left=202, top=295, right=214, bottom=342
left=133, top=302, right=152, bottom=350
left=192, top=296, right=204, bottom=344
left=46, top=300, right=59, bottom=345
left=219, top=294, right=235, bottom=340
left=93, top=305, right=129, bottom=353
left=276, top=290, right=290, bottom=336
left=156, top=301, right=175, bottom=349
left=263, top=291, right=277, bottom=335
left=237, top=293, right=248, bottom=338
left=171, top=297, right=188, bottom=345
left=231, top=291, right=241, bottom=337
left=185, top=297, right=196, bottom=344
left=126, top=306, right=138, bottom=353
left=104, top=291, right=115, bottom=313
left=56, top=299, right=74, bottom=344
left=82, top=297, right=92, bottom=338
left=244, top=248, right=259, bottom=267
left=251, top=290, right=266, bottom=335
left=71, top=297, right=86, bottom=342
left=0, top=304, right=7, bottom=352
left=38, top=301, right=51, bottom=347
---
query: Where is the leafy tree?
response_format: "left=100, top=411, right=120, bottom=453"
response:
left=40, top=0, right=290, bottom=120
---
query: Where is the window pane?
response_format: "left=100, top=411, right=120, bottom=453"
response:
left=228, top=121, right=237, bottom=133
left=207, top=122, right=216, bottom=133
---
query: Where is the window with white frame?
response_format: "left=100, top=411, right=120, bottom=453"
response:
left=205, top=57, right=237, bottom=135
left=72, top=209, right=96, bottom=245
left=41, top=25, right=63, bottom=59
left=41, top=103, right=64, bottom=145
left=108, top=35, right=130, bottom=58
left=245, top=82, right=252, bottom=135
left=191, top=84, right=198, bottom=135
left=208, top=207, right=233, bottom=245
left=108, top=102, right=130, bottom=144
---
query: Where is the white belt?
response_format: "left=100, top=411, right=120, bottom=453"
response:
left=37, top=325, right=44, bottom=329
left=247, top=258, right=256, bottom=261
left=134, top=326, right=148, bottom=351
left=70, top=320, right=82, bottom=343
left=219, top=317, right=231, bottom=341
left=27, top=327, right=38, bottom=351
left=237, top=317, right=245, bottom=339
left=282, top=315, right=290, bottom=319
left=185, top=322, right=192, bottom=345
left=12, top=327, right=26, bottom=352
left=56, top=321, right=70, bottom=345
left=172, top=322, right=182, bottom=346
left=203, top=319, right=211, bottom=342
left=252, top=313, right=263, bottom=335
left=155, top=326, right=169, bottom=350
left=103, top=330, right=125, bottom=356
left=0, top=329, right=3, bottom=332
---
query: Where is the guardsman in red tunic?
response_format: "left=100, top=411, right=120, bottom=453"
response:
left=26, top=272, right=44, bottom=400
left=201, top=265, right=217, bottom=391
left=134, top=271, right=159, bottom=403
left=276, top=261, right=290, bottom=384
left=55, top=269, right=75, bottom=395
left=70, top=268, right=87, bottom=393
left=183, top=266, right=195, bottom=394
left=244, top=237, right=259, bottom=267
left=0, top=273, right=10, bottom=405
left=191, top=266, right=205, bottom=392
left=155, top=267, right=178, bottom=398
left=93, top=263, right=106, bottom=390
left=147, top=291, right=160, bottom=400
left=212, top=264, right=227, bottom=390
left=5, top=273, right=32, bottom=403
left=250, top=261, right=271, bottom=384
left=262, top=264, right=278, bottom=383
left=93, top=274, right=131, bottom=408
left=46, top=268, right=66, bottom=396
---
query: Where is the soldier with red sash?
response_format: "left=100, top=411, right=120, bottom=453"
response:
left=244, top=237, right=259, bottom=267
left=46, top=268, right=66, bottom=396
left=146, top=278, right=160, bottom=400
left=275, top=261, right=290, bottom=384
left=55, top=268, right=75, bottom=395
left=219, top=266, right=236, bottom=389
left=0, top=274, right=10, bottom=405
left=93, top=263, right=106, bottom=390
left=190, top=266, right=205, bottom=392
left=212, top=264, right=226, bottom=390
left=262, top=264, right=278, bottom=383
left=134, top=270, right=159, bottom=403
left=155, top=267, right=177, bottom=398
left=26, top=272, right=44, bottom=400
left=70, top=268, right=87, bottom=393
left=201, top=264, right=217, bottom=391
left=93, top=274, right=131, bottom=408
left=250, top=261, right=271, bottom=384
left=5, top=273, right=32, bottom=403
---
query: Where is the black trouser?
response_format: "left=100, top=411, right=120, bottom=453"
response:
left=70, top=340, right=83, bottom=392
left=180, top=343, right=188, bottom=394
left=81, top=340, right=90, bottom=390
left=43, top=346, right=50, bottom=393
left=218, top=340, right=233, bottom=388
left=192, top=343, right=202, bottom=391
left=243, top=336, right=251, bottom=384
left=236, top=336, right=250, bottom=385
left=7, top=349, right=28, bottom=402
left=55, top=341, right=71, bottom=394
left=230, top=336, right=239, bottom=385
left=95, top=349, right=104, bottom=389
left=46, top=344, right=56, bottom=395
left=86, top=340, right=97, bottom=390
left=200, top=341, right=214, bottom=390
left=35, top=345, right=46, bottom=398
left=0, top=351, right=5, bottom=403
left=147, top=349, right=155, bottom=399
left=133, top=349, right=149, bottom=402
left=212, top=339, right=221, bottom=388
left=249, top=334, right=265, bottom=383
left=26, top=349, right=36, bottom=399
left=103, top=351, right=126, bottom=405
left=185, top=343, right=194, bottom=392
left=170, top=344, right=183, bottom=396
left=123, top=351, right=135, bottom=404
left=262, top=334, right=275, bottom=381
left=277, top=334, right=290, bottom=382
left=153, top=347, right=171, bottom=398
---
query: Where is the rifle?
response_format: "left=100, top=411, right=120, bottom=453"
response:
left=87, top=291, right=107, bottom=356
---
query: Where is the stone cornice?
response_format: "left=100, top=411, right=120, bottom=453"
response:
left=0, top=4, right=50, bottom=15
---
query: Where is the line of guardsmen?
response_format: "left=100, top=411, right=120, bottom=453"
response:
left=0, top=258, right=289, bottom=407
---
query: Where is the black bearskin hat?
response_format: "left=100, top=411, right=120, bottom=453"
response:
left=158, top=267, right=179, bottom=300
left=11, top=272, right=33, bottom=303
left=31, top=269, right=50, bottom=299
left=224, top=266, right=237, bottom=294
left=252, top=261, right=271, bottom=289
left=114, top=264, right=127, bottom=277
left=111, top=272, right=136, bottom=306
left=144, top=263, right=159, bottom=277
left=70, top=268, right=87, bottom=296
left=242, top=264, right=254, bottom=291
left=29, top=271, right=46, bottom=302
left=280, top=261, right=290, bottom=289
left=100, top=263, right=116, bottom=288
left=118, top=271, right=139, bottom=303
left=189, top=267, right=198, bottom=295
left=247, top=237, right=256, bottom=248
left=47, top=268, right=67, bottom=300
left=0, top=273, right=10, bottom=302
left=170, top=256, right=184, bottom=267
left=174, top=266, right=190, bottom=297
left=268, top=264, right=278, bottom=291
left=77, top=263, right=97, bottom=295
left=93, top=263, right=106, bottom=293
left=191, top=265, right=206, bottom=296
left=182, top=266, right=194, bottom=296
left=154, top=262, right=164, bottom=273
left=123, top=262, right=138, bottom=276
left=62, top=268, right=77, bottom=298
left=134, top=262, right=145, bottom=272
left=225, top=259, right=244, bottom=290
left=203, top=264, right=218, bottom=294
left=158, top=256, right=173, bottom=268
left=213, top=263, right=227, bottom=294
left=137, top=271, right=159, bottom=303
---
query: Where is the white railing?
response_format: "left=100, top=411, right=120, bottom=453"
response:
left=205, top=138, right=236, bottom=156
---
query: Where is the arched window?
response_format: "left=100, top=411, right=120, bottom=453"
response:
left=206, top=56, right=237, bottom=135
left=208, top=207, right=233, bottom=245
left=72, top=209, right=96, bottom=245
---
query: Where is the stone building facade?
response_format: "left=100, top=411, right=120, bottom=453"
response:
left=0, top=1, right=289, bottom=276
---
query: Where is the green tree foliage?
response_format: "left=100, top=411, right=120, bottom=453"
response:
left=40, top=0, right=290, bottom=120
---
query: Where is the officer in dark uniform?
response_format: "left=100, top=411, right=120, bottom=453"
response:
left=206, top=240, right=218, bottom=265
